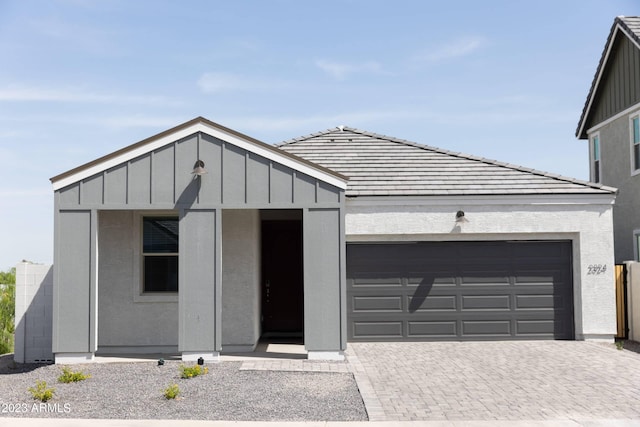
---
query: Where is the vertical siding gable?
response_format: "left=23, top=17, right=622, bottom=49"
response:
left=81, top=174, right=103, bottom=205
left=151, top=144, right=175, bottom=204
left=128, top=155, right=151, bottom=205
left=221, top=143, right=247, bottom=204
left=198, top=133, right=223, bottom=205
left=55, top=131, right=343, bottom=208
left=104, top=164, right=127, bottom=205
left=59, top=183, right=80, bottom=206
left=246, top=153, right=270, bottom=204
left=590, top=35, right=640, bottom=127
left=270, top=162, right=294, bottom=203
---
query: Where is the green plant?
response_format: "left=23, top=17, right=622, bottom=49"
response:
left=615, top=340, right=624, bottom=350
left=179, top=364, right=208, bottom=379
left=58, top=366, right=91, bottom=383
left=164, top=383, right=180, bottom=399
left=0, top=268, right=16, bottom=355
left=28, top=380, right=54, bottom=402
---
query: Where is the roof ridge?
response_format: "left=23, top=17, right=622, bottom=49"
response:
left=283, top=126, right=615, bottom=193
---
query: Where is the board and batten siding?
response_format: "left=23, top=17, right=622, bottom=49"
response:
left=56, top=132, right=341, bottom=210
left=53, top=129, right=346, bottom=361
left=589, top=35, right=640, bottom=128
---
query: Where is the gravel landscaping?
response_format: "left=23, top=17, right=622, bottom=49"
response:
left=0, top=358, right=367, bottom=421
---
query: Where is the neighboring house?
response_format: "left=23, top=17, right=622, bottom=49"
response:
left=48, top=117, right=616, bottom=364
left=576, top=16, right=640, bottom=263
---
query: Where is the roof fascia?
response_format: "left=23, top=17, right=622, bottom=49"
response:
left=51, top=119, right=348, bottom=191
left=346, top=194, right=616, bottom=207
left=578, top=22, right=640, bottom=139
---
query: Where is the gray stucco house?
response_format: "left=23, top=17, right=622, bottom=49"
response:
left=50, top=117, right=617, bottom=364
left=576, top=16, right=640, bottom=263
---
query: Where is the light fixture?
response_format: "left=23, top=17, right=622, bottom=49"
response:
left=455, top=210, right=468, bottom=223
left=191, top=160, right=207, bottom=176
left=197, top=357, right=204, bottom=366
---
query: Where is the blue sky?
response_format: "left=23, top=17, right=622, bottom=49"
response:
left=0, top=0, right=636, bottom=269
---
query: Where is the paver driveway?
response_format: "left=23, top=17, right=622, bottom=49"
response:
left=347, top=341, right=640, bottom=421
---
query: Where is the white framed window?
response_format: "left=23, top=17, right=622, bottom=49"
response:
left=133, top=212, right=179, bottom=303
left=632, top=115, right=640, bottom=174
left=590, top=132, right=601, bottom=183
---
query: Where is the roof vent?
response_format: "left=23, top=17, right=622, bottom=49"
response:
left=337, top=125, right=345, bottom=132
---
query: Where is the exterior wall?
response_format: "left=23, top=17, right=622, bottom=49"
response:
left=14, top=262, right=53, bottom=363
left=588, top=35, right=640, bottom=128
left=221, top=210, right=261, bottom=351
left=345, top=197, right=617, bottom=340
left=52, top=129, right=345, bottom=361
left=589, top=105, right=640, bottom=262
left=304, top=208, right=346, bottom=352
left=97, top=211, right=178, bottom=353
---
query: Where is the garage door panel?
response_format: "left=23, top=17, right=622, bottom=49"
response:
left=408, top=295, right=457, bottom=311
left=352, top=321, right=403, bottom=338
left=461, top=295, right=511, bottom=310
left=516, top=294, right=559, bottom=310
left=352, top=296, right=403, bottom=312
left=347, top=241, right=574, bottom=341
left=408, top=321, right=457, bottom=337
left=462, top=320, right=511, bottom=336
left=407, top=275, right=457, bottom=287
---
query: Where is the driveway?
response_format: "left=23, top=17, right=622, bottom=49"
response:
left=347, top=341, right=640, bottom=421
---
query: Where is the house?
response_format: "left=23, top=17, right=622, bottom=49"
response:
left=576, top=16, right=640, bottom=263
left=49, top=117, right=617, bottom=364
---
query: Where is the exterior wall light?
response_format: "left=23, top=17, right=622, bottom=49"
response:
left=191, top=160, right=207, bottom=176
left=455, top=210, right=468, bottom=223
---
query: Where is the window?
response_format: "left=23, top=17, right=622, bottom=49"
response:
left=635, top=230, right=640, bottom=262
left=142, top=216, right=178, bottom=293
left=591, top=134, right=601, bottom=183
left=633, top=116, right=640, bottom=172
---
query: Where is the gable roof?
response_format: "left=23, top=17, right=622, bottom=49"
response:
left=279, top=127, right=616, bottom=197
left=576, top=16, right=640, bottom=139
left=50, top=117, right=348, bottom=191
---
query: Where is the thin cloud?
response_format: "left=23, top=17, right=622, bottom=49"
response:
left=315, top=60, right=383, bottom=80
left=0, top=85, right=177, bottom=106
left=414, top=36, right=487, bottom=63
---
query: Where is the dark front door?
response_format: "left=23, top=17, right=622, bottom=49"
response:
left=261, top=220, right=304, bottom=336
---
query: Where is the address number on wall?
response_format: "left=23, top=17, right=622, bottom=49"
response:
left=587, top=264, right=607, bottom=275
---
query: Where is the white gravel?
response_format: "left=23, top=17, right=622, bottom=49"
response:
left=0, top=359, right=367, bottom=421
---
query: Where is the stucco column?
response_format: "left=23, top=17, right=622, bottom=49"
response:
left=178, top=209, right=221, bottom=361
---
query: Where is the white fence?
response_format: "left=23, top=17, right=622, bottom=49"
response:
left=14, top=261, right=53, bottom=363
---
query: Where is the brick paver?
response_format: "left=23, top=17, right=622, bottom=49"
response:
left=346, top=341, right=640, bottom=421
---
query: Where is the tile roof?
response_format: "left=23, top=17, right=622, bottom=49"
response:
left=576, top=16, right=640, bottom=138
left=278, top=127, right=616, bottom=197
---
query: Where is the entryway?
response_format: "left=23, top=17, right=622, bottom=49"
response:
left=260, top=210, right=304, bottom=339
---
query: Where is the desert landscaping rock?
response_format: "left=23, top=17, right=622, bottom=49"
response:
left=0, top=360, right=367, bottom=421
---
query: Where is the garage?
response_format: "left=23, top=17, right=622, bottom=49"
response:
left=347, top=241, right=574, bottom=341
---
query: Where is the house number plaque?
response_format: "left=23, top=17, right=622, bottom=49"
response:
left=587, top=264, right=607, bottom=275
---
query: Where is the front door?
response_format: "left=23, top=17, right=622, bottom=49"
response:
left=261, top=220, right=304, bottom=336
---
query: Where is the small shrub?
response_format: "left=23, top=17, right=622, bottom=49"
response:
left=58, top=366, right=91, bottom=383
left=615, top=340, right=624, bottom=350
left=164, top=383, right=180, bottom=399
left=179, top=364, right=208, bottom=379
left=28, top=380, right=54, bottom=402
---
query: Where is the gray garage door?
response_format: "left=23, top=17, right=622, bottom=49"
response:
left=347, top=241, right=574, bottom=341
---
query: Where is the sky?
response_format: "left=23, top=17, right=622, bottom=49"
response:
left=0, top=0, right=637, bottom=270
